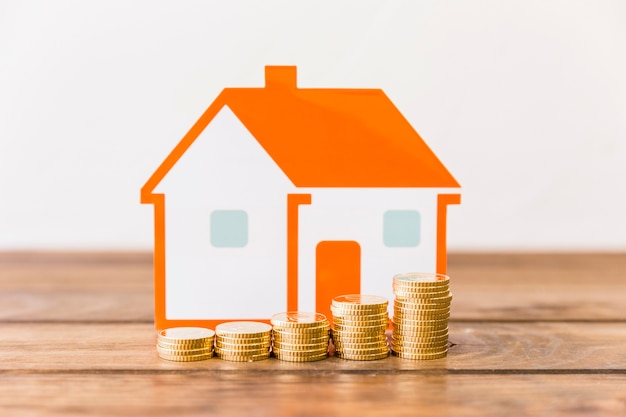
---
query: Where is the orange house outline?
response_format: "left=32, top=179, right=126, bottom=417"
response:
left=142, top=66, right=460, bottom=329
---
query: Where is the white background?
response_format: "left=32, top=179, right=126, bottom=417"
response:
left=1, top=0, right=625, bottom=251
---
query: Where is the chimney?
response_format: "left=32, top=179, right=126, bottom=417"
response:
left=265, top=66, right=297, bottom=89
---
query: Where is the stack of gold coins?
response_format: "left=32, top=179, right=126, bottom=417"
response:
left=391, top=272, right=452, bottom=360
left=330, top=294, right=390, bottom=361
left=271, top=312, right=330, bottom=362
left=156, top=327, right=215, bottom=362
left=214, top=321, right=272, bottom=362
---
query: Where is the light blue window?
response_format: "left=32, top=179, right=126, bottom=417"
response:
left=383, top=210, right=420, bottom=247
left=210, top=210, right=248, bottom=248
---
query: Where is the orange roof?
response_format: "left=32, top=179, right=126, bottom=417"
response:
left=142, top=66, right=459, bottom=201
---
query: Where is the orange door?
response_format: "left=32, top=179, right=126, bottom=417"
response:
left=315, top=240, right=361, bottom=323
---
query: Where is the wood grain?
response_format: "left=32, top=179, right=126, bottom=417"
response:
left=1, top=252, right=625, bottom=417
left=449, top=253, right=626, bottom=321
left=0, top=374, right=624, bottom=417
left=1, top=252, right=624, bottom=322
left=1, top=321, right=625, bottom=372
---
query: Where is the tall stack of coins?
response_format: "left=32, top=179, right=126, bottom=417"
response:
left=271, top=312, right=330, bottom=362
left=215, top=321, right=272, bottom=362
left=330, top=294, right=390, bottom=361
left=391, top=272, right=452, bottom=360
left=156, top=327, right=215, bottom=362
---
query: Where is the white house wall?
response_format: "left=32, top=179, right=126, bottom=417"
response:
left=297, top=188, right=450, bottom=314
left=154, top=106, right=294, bottom=319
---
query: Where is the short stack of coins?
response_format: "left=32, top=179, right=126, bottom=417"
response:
left=271, top=312, right=330, bottom=362
left=215, top=321, right=272, bottom=362
left=330, top=294, right=390, bottom=361
left=156, top=327, right=215, bottom=362
left=391, top=272, right=452, bottom=360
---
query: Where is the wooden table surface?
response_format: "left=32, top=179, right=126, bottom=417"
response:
left=1, top=252, right=625, bottom=416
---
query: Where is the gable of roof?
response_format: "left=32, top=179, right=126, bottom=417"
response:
left=142, top=66, right=459, bottom=201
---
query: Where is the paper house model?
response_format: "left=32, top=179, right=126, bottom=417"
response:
left=141, top=66, right=460, bottom=329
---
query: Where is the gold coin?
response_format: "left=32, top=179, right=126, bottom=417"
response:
left=157, top=327, right=215, bottom=344
left=393, top=325, right=449, bottom=335
left=156, top=338, right=215, bottom=349
left=274, top=338, right=328, bottom=345
left=392, top=285, right=450, bottom=296
left=215, top=345, right=270, bottom=354
left=272, top=328, right=330, bottom=338
left=394, top=315, right=449, bottom=324
left=393, top=319, right=449, bottom=327
left=330, top=310, right=389, bottom=320
left=393, top=312, right=451, bottom=322
left=393, top=289, right=450, bottom=298
left=216, top=334, right=272, bottom=343
left=332, top=339, right=388, bottom=348
left=215, top=337, right=272, bottom=345
left=273, top=331, right=329, bottom=339
left=333, top=341, right=389, bottom=351
left=393, top=313, right=450, bottom=322
left=392, top=279, right=449, bottom=289
left=334, top=350, right=389, bottom=361
left=394, top=295, right=453, bottom=306
left=331, top=331, right=388, bottom=341
left=215, top=322, right=272, bottom=338
left=215, top=344, right=270, bottom=353
left=156, top=344, right=214, bottom=356
left=332, top=309, right=389, bottom=317
left=333, top=316, right=389, bottom=325
left=157, top=340, right=214, bottom=351
left=332, top=294, right=388, bottom=306
left=330, top=303, right=388, bottom=314
left=335, top=344, right=389, bottom=355
left=273, top=340, right=329, bottom=351
left=393, top=272, right=449, bottom=285
left=157, top=351, right=214, bottom=362
left=274, top=351, right=328, bottom=362
left=273, top=325, right=329, bottom=333
left=393, top=328, right=448, bottom=338
left=217, top=352, right=271, bottom=362
left=333, top=322, right=388, bottom=331
left=394, top=306, right=450, bottom=315
left=392, top=349, right=448, bottom=360
left=272, top=327, right=330, bottom=337
left=391, top=339, right=448, bottom=350
left=330, top=310, right=388, bottom=320
left=273, top=345, right=329, bottom=356
left=393, top=306, right=451, bottom=315
left=392, top=279, right=449, bottom=288
left=332, top=340, right=388, bottom=350
left=332, top=330, right=387, bottom=338
left=216, top=337, right=271, bottom=345
left=273, top=327, right=330, bottom=336
left=392, top=324, right=448, bottom=333
left=394, top=301, right=451, bottom=310
left=392, top=329, right=448, bottom=340
left=391, top=345, right=448, bottom=356
left=391, top=343, right=448, bottom=353
left=393, top=289, right=450, bottom=300
left=394, top=296, right=450, bottom=304
left=391, top=338, right=448, bottom=346
left=215, top=341, right=270, bottom=351
left=391, top=333, right=448, bottom=344
left=333, top=321, right=389, bottom=330
left=395, top=304, right=450, bottom=311
left=273, top=338, right=328, bottom=346
left=332, top=337, right=387, bottom=345
left=393, top=318, right=449, bottom=327
left=271, top=312, right=329, bottom=328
